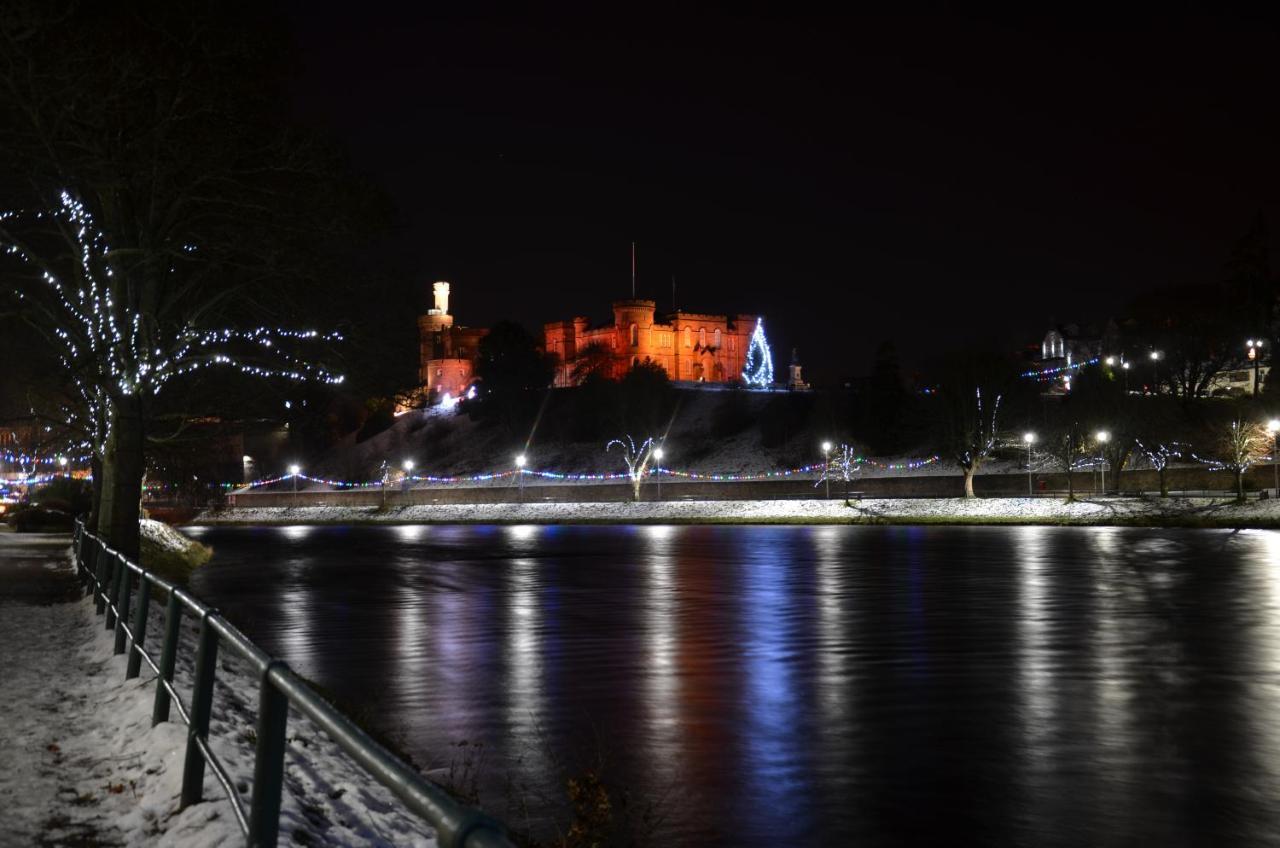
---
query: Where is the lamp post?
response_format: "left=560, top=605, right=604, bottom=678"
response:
left=242, top=455, right=254, bottom=485
left=402, top=459, right=415, bottom=500
left=1122, top=360, right=1130, bottom=393
left=1269, top=419, right=1280, bottom=497
left=57, top=456, right=68, bottom=476
left=1247, top=339, right=1266, bottom=395
left=1095, top=431, right=1110, bottom=494
left=1023, top=432, right=1036, bottom=496
left=821, top=441, right=832, bottom=499
left=289, top=464, right=301, bottom=507
left=1149, top=350, right=1162, bottom=394
left=653, top=446, right=664, bottom=501
left=515, top=453, right=527, bottom=501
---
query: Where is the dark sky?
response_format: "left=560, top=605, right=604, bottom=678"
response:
left=284, top=6, right=1280, bottom=382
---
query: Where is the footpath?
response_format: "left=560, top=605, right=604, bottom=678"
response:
left=0, top=527, right=443, bottom=848
left=0, top=529, right=163, bottom=847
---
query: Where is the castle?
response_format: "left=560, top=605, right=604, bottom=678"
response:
left=417, top=282, right=488, bottom=402
left=414, top=282, right=796, bottom=403
left=544, top=300, right=761, bottom=387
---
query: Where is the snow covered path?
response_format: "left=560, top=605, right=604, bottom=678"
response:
left=0, top=531, right=443, bottom=847
left=198, top=495, right=1280, bottom=528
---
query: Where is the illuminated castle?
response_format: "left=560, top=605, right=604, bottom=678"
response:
left=544, top=300, right=765, bottom=387
left=417, top=282, right=488, bottom=402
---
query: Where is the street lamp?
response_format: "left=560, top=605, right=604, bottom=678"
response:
left=1095, top=431, right=1110, bottom=494
left=1023, top=432, right=1036, bottom=496
left=515, top=453, right=527, bottom=501
left=403, top=459, right=415, bottom=472
left=653, top=446, right=665, bottom=500
left=821, top=441, right=833, bottom=500
left=1122, top=360, right=1130, bottom=393
left=289, top=464, right=301, bottom=505
left=242, top=454, right=254, bottom=484
left=57, top=456, right=68, bottom=474
left=1247, top=339, right=1266, bottom=395
left=1149, top=350, right=1162, bottom=394
left=1268, top=419, right=1280, bottom=497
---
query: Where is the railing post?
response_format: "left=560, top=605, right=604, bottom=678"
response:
left=181, top=610, right=220, bottom=809
left=152, top=592, right=183, bottom=725
left=105, top=553, right=123, bottom=630
left=125, top=575, right=150, bottom=679
left=247, top=661, right=291, bottom=848
left=93, top=543, right=108, bottom=614
left=114, top=565, right=132, bottom=656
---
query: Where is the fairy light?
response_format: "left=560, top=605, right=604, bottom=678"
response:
left=742, top=317, right=774, bottom=387
left=0, top=191, right=346, bottom=450
left=1022, top=357, right=1099, bottom=381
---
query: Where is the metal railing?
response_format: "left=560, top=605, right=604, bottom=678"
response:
left=72, top=519, right=514, bottom=848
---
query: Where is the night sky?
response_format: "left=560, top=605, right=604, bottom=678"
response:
left=285, top=7, right=1280, bottom=382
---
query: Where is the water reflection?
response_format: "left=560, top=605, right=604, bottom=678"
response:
left=188, top=524, right=1280, bottom=847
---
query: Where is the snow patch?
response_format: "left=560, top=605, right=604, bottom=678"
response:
left=0, top=554, right=440, bottom=846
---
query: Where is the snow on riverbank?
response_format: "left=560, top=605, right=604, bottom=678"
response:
left=0, top=554, right=440, bottom=846
left=196, top=496, right=1280, bottom=528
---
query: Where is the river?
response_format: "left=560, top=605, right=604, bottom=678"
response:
left=183, top=523, right=1280, bottom=846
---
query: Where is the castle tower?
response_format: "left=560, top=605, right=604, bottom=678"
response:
left=431, top=281, right=450, bottom=315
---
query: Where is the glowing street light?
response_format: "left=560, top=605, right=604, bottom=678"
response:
left=1096, top=431, right=1110, bottom=494
left=289, top=463, right=301, bottom=502
left=1247, top=339, right=1266, bottom=394
left=821, top=441, right=833, bottom=499
left=515, top=453, right=527, bottom=500
left=1122, top=360, right=1131, bottom=393
left=1023, top=432, right=1036, bottom=496
left=403, top=459, right=415, bottom=472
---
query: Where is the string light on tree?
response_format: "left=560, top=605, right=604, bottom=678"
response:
left=741, top=317, right=774, bottom=387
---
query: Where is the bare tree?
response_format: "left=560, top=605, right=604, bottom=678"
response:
left=1217, top=418, right=1270, bottom=502
left=816, top=443, right=860, bottom=505
left=0, top=6, right=364, bottom=557
left=607, top=436, right=656, bottom=501
left=1042, top=419, right=1087, bottom=502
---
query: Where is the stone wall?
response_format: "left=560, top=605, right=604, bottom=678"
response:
left=227, top=464, right=1276, bottom=508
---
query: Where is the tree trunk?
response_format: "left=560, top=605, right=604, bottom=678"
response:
left=97, top=395, right=145, bottom=562
left=87, top=454, right=104, bottom=532
left=963, top=466, right=976, bottom=498
left=1158, top=465, right=1169, bottom=497
left=1065, top=467, right=1074, bottom=502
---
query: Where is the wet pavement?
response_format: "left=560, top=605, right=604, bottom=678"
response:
left=0, top=529, right=79, bottom=604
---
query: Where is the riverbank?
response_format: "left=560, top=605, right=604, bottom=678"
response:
left=0, top=532, right=438, bottom=846
left=195, top=495, right=1280, bottom=528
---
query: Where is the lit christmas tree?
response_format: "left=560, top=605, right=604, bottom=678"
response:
left=741, top=317, right=774, bottom=387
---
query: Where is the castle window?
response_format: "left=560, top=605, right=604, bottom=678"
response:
left=713, top=328, right=721, bottom=348
left=684, top=327, right=691, bottom=347
left=630, top=323, right=639, bottom=347
left=699, top=328, right=707, bottom=347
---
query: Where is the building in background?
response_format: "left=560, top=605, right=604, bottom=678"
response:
left=544, top=299, right=760, bottom=387
left=417, top=282, right=489, bottom=403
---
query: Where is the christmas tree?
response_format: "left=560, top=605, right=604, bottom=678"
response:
left=742, top=318, right=774, bottom=387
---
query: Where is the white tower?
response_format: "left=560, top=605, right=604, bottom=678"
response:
left=431, top=281, right=451, bottom=315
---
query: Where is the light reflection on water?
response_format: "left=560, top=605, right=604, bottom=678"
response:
left=189, top=524, right=1280, bottom=847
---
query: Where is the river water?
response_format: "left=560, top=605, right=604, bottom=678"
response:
left=184, top=523, right=1280, bottom=846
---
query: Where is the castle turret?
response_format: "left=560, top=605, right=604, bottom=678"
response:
left=431, top=281, right=451, bottom=315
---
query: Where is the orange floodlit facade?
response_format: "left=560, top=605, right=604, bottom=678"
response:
left=544, top=300, right=759, bottom=387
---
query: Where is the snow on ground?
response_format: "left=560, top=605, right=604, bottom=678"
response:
left=197, top=495, right=1280, bottom=528
left=0, top=550, right=440, bottom=847
left=140, top=518, right=199, bottom=558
